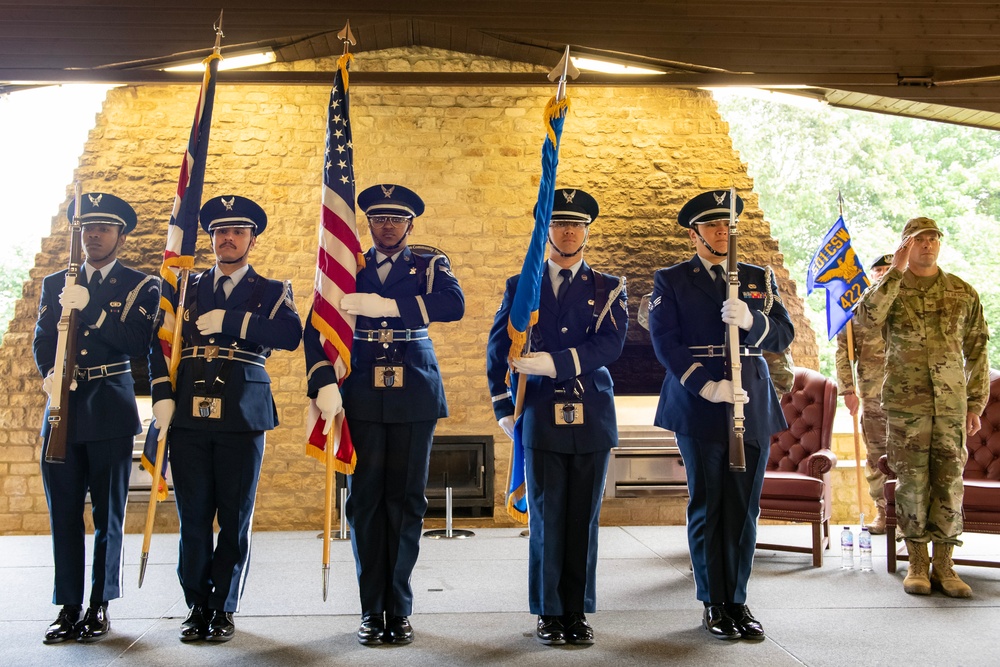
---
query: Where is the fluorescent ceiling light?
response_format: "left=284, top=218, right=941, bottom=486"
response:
left=163, top=50, right=276, bottom=72
left=571, top=57, right=664, bottom=75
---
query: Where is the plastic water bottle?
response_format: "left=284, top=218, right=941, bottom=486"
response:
left=858, top=527, right=873, bottom=572
left=840, top=526, right=854, bottom=569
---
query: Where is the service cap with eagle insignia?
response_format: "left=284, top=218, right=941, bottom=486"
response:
left=67, top=192, right=138, bottom=234
left=358, top=183, right=425, bottom=218
left=678, top=190, right=744, bottom=228
left=200, top=195, right=268, bottom=235
left=534, top=187, right=600, bottom=224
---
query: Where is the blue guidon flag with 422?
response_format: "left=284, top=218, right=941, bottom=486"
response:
left=806, top=215, right=870, bottom=339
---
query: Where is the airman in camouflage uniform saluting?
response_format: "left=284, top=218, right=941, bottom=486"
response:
left=858, top=217, right=990, bottom=598
left=835, top=254, right=892, bottom=534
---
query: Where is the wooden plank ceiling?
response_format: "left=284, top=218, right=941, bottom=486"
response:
left=4, top=1, right=1000, bottom=129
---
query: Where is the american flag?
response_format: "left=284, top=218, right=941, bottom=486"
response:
left=504, top=95, right=570, bottom=522
left=142, top=51, right=220, bottom=499
left=304, top=52, right=363, bottom=472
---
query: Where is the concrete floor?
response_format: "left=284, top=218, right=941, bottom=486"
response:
left=2, top=525, right=998, bottom=667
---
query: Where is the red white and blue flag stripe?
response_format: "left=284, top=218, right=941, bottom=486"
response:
left=305, top=53, right=363, bottom=472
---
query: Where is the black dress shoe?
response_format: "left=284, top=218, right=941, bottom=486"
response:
left=563, top=612, right=595, bottom=645
left=206, top=610, right=235, bottom=643
left=536, top=615, right=566, bottom=646
left=726, top=603, right=765, bottom=640
left=385, top=615, right=414, bottom=644
left=43, top=605, right=81, bottom=644
left=179, top=604, right=209, bottom=642
left=702, top=604, right=740, bottom=640
left=75, top=604, right=110, bottom=643
left=357, top=612, right=385, bottom=646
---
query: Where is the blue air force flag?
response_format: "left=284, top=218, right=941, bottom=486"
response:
left=806, top=216, right=870, bottom=339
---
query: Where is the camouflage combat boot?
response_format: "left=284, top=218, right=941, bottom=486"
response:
left=868, top=504, right=887, bottom=535
left=902, top=541, right=931, bottom=595
left=930, top=543, right=973, bottom=598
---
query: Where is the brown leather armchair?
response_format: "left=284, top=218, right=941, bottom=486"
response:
left=880, top=368, right=1000, bottom=572
left=757, top=367, right=839, bottom=567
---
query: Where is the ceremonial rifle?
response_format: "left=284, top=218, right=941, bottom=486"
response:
left=45, top=182, right=84, bottom=464
left=725, top=186, right=746, bottom=472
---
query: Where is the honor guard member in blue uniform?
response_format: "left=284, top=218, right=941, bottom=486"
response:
left=648, top=190, right=793, bottom=641
left=148, top=195, right=302, bottom=643
left=34, top=193, right=159, bottom=644
left=305, top=184, right=464, bottom=646
left=487, top=188, right=628, bottom=646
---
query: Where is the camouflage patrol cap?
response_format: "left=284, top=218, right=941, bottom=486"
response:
left=901, top=217, right=943, bottom=240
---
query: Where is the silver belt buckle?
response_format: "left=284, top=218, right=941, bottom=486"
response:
left=204, top=345, right=220, bottom=362
left=378, top=329, right=393, bottom=344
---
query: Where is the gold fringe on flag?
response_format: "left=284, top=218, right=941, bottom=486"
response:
left=543, top=95, right=570, bottom=146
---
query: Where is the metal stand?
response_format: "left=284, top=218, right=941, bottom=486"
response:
left=424, top=474, right=474, bottom=539
left=332, top=487, right=351, bottom=540
left=319, top=487, right=351, bottom=540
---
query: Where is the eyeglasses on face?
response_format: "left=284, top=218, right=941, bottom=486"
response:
left=550, top=220, right=587, bottom=230
left=369, top=216, right=411, bottom=228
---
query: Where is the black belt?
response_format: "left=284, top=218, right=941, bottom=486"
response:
left=354, top=328, right=429, bottom=342
left=181, top=346, right=267, bottom=367
left=689, top=345, right=762, bottom=358
left=75, top=361, right=131, bottom=382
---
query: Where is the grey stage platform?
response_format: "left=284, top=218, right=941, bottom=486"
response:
left=2, top=525, right=998, bottom=666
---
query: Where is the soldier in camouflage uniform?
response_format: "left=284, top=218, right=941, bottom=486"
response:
left=835, top=254, right=892, bottom=534
left=858, top=217, right=990, bottom=598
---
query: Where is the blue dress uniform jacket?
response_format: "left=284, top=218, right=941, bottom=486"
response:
left=304, top=246, right=464, bottom=618
left=305, top=246, right=464, bottom=418
left=486, top=261, right=627, bottom=615
left=648, top=255, right=793, bottom=606
left=650, top=256, right=792, bottom=441
left=487, top=264, right=628, bottom=453
left=33, top=262, right=159, bottom=607
left=149, top=265, right=302, bottom=613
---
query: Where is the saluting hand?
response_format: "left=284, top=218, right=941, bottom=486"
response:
left=892, top=235, right=913, bottom=272
left=196, top=309, right=226, bottom=335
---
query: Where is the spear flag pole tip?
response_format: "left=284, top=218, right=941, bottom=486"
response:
left=213, top=10, right=224, bottom=53
left=547, top=45, right=580, bottom=83
left=338, top=20, right=357, bottom=46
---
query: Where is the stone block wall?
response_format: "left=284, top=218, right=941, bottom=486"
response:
left=0, top=46, right=816, bottom=534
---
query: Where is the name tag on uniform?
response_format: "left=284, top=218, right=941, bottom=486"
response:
left=192, top=396, right=224, bottom=419
left=553, top=401, right=584, bottom=426
left=373, top=364, right=405, bottom=389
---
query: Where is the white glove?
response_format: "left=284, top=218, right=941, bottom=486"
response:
left=196, top=309, right=226, bottom=335
left=42, top=370, right=54, bottom=396
left=512, top=352, right=557, bottom=378
left=316, top=383, right=344, bottom=434
left=700, top=380, right=750, bottom=405
left=721, top=298, right=754, bottom=331
left=498, top=415, right=516, bottom=440
left=58, top=284, right=90, bottom=311
left=340, top=293, right=400, bottom=318
left=152, top=398, right=175, bottom=430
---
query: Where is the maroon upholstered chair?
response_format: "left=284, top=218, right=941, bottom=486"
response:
left=880, top=368, right=1000, bottom=572
left=756, top=367, right=839, bottom=567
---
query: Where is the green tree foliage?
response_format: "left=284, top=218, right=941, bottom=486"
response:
left=0, top=245, right=31, bottom=341
left=715, top=92, right=1000, bottom=376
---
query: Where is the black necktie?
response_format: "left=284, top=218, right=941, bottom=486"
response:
left=214, top=276, right=230, bottom=308
left=377, top=256, right=393, bottom=283
left=88, top=272, right=102, bottom=296
left=711, top=264, right=726, bottom=300
left=557, top=268, right=573, bottom=303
